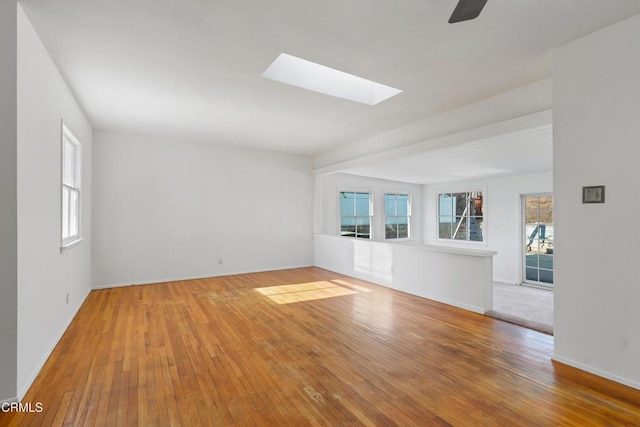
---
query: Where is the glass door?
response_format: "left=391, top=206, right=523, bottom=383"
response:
left=523, top=194, right=554, bottom=287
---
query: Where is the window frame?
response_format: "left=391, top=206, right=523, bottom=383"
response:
left=436, top=190, right=485, bottom=245
left=384, top=192, right=411, bottom=240
left=60, top=122, right=83, bottom=251
left=338, top=190, right=372, bottom=239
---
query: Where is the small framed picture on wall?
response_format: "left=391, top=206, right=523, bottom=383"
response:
left=582, top=185, right=605, bottom=203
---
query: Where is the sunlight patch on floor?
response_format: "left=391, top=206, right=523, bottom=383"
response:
left=329, top=279, right=374, bottom=293
left=255, top=280, right=359, bottom=304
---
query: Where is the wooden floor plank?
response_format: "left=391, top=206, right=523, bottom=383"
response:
left=2, top=267, right=640, bottom=426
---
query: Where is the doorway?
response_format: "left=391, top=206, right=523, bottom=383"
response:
left=522, top=194, right=554, bottom=287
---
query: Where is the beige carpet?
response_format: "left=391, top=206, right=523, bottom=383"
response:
left=487, top=282, right=554, bottom=335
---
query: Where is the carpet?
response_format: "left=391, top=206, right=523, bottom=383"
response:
left=486, top=310, right=553, bottom=335
left=488, top=282, right=554, bottom=335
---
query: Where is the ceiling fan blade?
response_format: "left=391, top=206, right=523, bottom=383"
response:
left=449, top=0, right=488, bottom=23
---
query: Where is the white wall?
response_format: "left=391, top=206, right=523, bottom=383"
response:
left=424, top=172, right=553, bottom=284
left=16, top=6, right=93, bottom=399
left=92, top=131, right=314, bottom=287
left=0, top=0, right=18, bottom=403
left=314, top=235, right=495, bottom=314
left=317, top=173, right=423, bottom=242
left=553, top=14, right=640, bottom=389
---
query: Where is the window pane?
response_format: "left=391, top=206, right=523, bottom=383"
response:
left=454, top=193, right=468, bottom=216
left=439, top=194, right=453, bottom=217
left=340, top=192, right=355, bottom=216
left=539, top=269, right=553, bottom=284
left=525, top=209, right=539, bottom=224
left=384, top=194, right=396, bottom=216
left=341, top=217, right=356, bottom=237
left=69, top=189, right=79, bottom=238
left=539, top=209, right=553, bottom=224
left=526, top=267, right=539, bottom=282
left=397, top=194, right=409, bottom=216
left=439, top=216, right=454, bottom=239
left=453, top=216, right=466, bottom=240
left=398, top=216, right=409, bottom=238
left=538, top=196, right=553, bottom=210
left=539, top=254, right=553, bottom=270
left=469, top=217, right=483, bottom=241
left=525, top=196, right=552, bottom=224
left=385, top=217, right=397, bottom=239
left=62, top=188, right=70, bottom=239
left=355, top=193, right=370, bottom=216
left=469, top=194, right=482, bottom=216
left=356, top=217, right=370, bottom=239
left=63, top=140, right=75, bottom=187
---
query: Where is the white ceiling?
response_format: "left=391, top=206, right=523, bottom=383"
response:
left=19, top=0, right=640, bottom=180
left=342, top=125, right=553, bottom=184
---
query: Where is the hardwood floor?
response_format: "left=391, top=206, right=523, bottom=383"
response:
left=2, top=267, right=640, bottom=426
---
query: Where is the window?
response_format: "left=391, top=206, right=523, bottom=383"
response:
left=61, top=124, right=81, bottom=248
left=384, top=193, right=410, bottom=239
left=438, top=191, right=483, bottom=242
left=339, top=191, right=371, bottom=239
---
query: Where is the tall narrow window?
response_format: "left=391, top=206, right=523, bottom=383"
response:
left=385, top=193, right=410, bottom=239
left=339, top=191, right=371, bottom=239
left=61, top=124, right=81, bottom=248
left=438, top=191, right=483, bottom=242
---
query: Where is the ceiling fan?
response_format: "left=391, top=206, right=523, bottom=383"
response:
left=449, top=0, right=488, bottom=23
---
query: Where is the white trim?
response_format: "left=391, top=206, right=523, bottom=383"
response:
left=435, top=238, right=487, bottom=247
left=493, top=279, right=520, bottom=287
left=1, top=397, right=19, bottom=406
left=60, top=237, right=84, bottom=253
left=91, top=264, right=314, bottom=290
left=552, top=354, right=640, bottom=391
left=314, top=234, right=496, bottom=257
left=17, top=287, right=91, bottom=401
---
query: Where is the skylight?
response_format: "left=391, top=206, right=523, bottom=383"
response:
left=262, top=53, right=402, bottom=105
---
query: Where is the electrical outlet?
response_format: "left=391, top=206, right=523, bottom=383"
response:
left=66, top=292, right=70, bottom=304
left=218, top=258, right=223, bottom=265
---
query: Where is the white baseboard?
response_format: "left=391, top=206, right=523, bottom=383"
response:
left=552, top=354, right=640, bottom=391
left=493, top=280, right=519, bottom=286
left=1, top=396, right=18, bottom=405
left=92, top=264, right=314, bottom=290
left=17, top=287, right=92, bottom=401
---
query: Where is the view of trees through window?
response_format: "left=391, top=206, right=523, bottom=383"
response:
left=438, top=192, right=483, bottom=242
